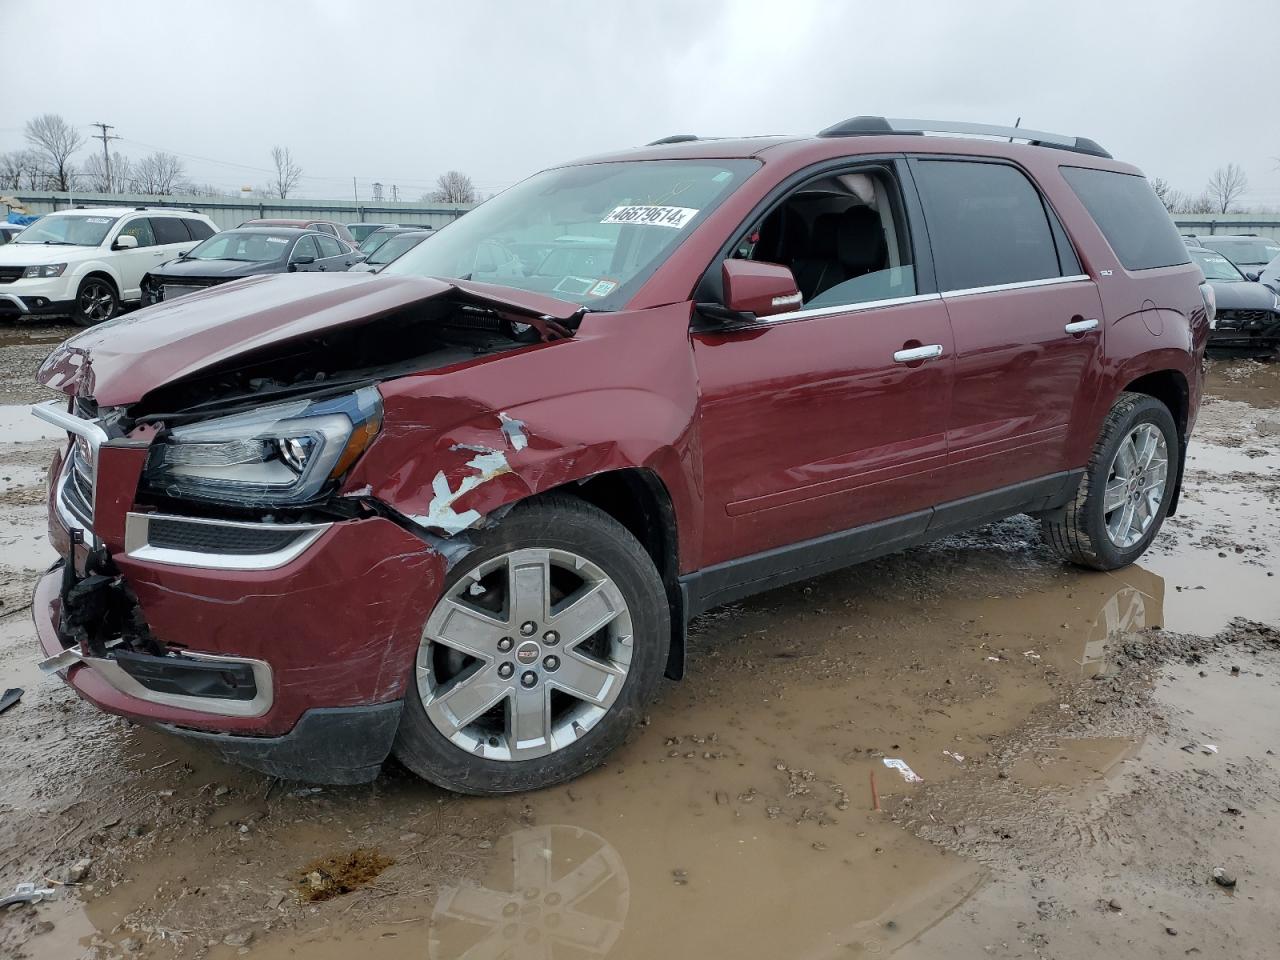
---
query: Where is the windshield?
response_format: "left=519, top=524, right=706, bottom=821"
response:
left=369, top=233, right=426, bottom=266
left=186, top=231, right=292, bottom=262
left=1201, top=238, right=1280, bottom=267
left=359, top=230, right=401, bottom=255
left=382, top=159, right=760, bottom=309
left=1190, top=249, right=1244, bottom=281
left=16, top=214, right=118, bottom=246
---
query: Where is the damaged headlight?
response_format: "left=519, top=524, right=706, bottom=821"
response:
left=143, top=387, right=382, bottom=506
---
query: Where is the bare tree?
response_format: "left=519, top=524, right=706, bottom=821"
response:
left=429, top=170, right=476, bottom=204
left=132, top=151, right=187, bottom=195
left=24, top=113, right=84, bottom=191
left=83, top=151, right=134, bottom=193
left=271, top=146, right=303, bottom=199
left=1150, top=177, right=1171, bottom=208
left=1206, top=163, right=1248, bottom=214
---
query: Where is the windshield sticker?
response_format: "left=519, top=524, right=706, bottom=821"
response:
left=266, top=237, right=288, bottom=244
left=602, top=205, right=699, bottom=229
left=588, top=279, right=619, bottom=297
left=85, top=217, right=111, bottom=223
left=712, top=170, right=733, bottom=183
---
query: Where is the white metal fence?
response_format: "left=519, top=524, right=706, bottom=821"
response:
left=1173, top=215, right=1280, bottom=241
left=7, top=191, right=474, bottom=231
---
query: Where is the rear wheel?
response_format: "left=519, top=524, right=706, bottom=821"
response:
left=393, top=496, right=669, bottom=794
left=72, top=276, right=119, bottom=326
left=1041, top=392, right=1178, bottom=570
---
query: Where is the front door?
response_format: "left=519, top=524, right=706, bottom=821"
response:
left=692, top=161, right=954, bottom=567
left=910, top=158, right=1104, bottom=500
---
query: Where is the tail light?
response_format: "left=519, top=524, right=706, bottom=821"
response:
left=1198, top=281, right=1216, bottom=329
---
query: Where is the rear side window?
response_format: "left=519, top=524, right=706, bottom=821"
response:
left=309, top=222, right=337, bottom=236
left=184, top=218, right=215, bottom=241
left=152, top=217, right=191, bottom=244
left=1060, top=166, right=1190, bottom=271
left=913, top=160, right=1062, bottom=291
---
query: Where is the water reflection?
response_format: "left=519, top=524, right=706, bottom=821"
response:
left=430, top=825, right=629, bottom=960
left=1076, top=565, right=1165, bottom=676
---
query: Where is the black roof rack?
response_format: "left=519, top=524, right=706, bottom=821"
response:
left=647, top=134, right=700, bottom=146
left=817, top=116, right=1112, bottom=159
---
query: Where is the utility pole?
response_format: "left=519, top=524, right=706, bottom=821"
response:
left=352, top=176, right=358, bottom=202
left=390, top=184, right=399, bottom=203
left=90, top=122, right=121, bottom=191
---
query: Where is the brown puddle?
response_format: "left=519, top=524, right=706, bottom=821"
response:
left=0, top=359, right=1277, bottom=959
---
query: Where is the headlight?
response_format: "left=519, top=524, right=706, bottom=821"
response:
left=143, top=387, right=382, bottom=506
left=22, top=263, right=67, bottom=278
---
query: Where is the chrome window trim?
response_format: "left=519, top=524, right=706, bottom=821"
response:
left=40, top=646, right=273, bottom=718
left=124, top=511, right=331, bottom=571
left=760, top=292, right=942, bottom=324
left=941, top=274, right=1091, bottom=299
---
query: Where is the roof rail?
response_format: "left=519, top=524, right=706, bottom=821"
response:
left=647, top=134, right=699, bottom=146
left=817, top=116, right=1111, bottom=159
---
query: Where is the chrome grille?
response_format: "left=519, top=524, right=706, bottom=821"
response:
left=0, top=266, right=22, bottom=284
left=1217, top=308, right=1277, bottom=328
left=63, top=445, right=95, bottom=527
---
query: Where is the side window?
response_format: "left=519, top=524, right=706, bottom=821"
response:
left=1060, top=166, right=1191, bottom=271
left=315, top=235, right=344, bottom=259
left=733, top=166, right=918, bottom=310
left=184, top=218, right=215, bottom=241
left=309, top=222, right=337, bottom=236
left=913, top=160, right=1061, bottom=291
left=117, top=218, right=156, bottom=248
left=152, top=217, right=192, bottom=245
left=291, top=235, right=320, bottom=261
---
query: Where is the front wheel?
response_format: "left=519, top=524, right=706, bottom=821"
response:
left=1041, top=392, right=1179, bottom=570
left=72, top=276, right=119, bottom=326
left=393, top=495, right=670, bottom=795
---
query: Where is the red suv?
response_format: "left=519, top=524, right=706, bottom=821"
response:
left=32, top=117, right=1212, bottom=794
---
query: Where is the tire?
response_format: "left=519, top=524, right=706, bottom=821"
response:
left=1041, top=392, right=1179, bottom=571
left=393, top=494, right=670, bottom=794
left=72, top=276, right=119, bottom=327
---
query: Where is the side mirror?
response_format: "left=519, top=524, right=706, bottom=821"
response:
left=718, top=259, right=802, bottom=319
left=1246, top=271, right=1261, bottom=282
left=292, top=255, right=316, bottom=265
left=113, top=234, right=138, bottom=250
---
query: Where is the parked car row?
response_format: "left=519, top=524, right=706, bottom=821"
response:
left=0, top=203, right=446, bottom=322
left=1184, top=234, right=1280, bottom=353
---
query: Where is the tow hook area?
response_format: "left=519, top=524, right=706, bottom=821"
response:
left=55, top=529, right=160, bottom=660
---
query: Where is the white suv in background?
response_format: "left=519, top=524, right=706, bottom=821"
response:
left=0, top=207, right=218, bottom=325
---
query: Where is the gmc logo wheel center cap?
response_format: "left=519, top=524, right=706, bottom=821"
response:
left=515, top=642, right=540, bottom=665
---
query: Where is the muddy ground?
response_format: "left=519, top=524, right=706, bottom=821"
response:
left=1, top=321, right=1278, bottom=960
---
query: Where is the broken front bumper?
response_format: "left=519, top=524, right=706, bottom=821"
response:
left=35, top=444, right=449, bottom=783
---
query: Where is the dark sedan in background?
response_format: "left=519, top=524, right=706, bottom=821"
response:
left=347, top=229, right=432, bottom=272
left=141, top=228, right=363, bottom=305
left=1195, top=235, right=1280, bottom=280
left=1189, top=245, right=1280, bottom=353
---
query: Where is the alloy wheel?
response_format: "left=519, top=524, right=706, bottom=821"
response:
left=415, top=548, right=634, bottom=761
left=78, top=281, right=116, bottom=323
left=1102, top=423, right=1169, bottom=549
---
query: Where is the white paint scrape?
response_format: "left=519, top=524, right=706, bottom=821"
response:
left=413, top=448, right=513, bottom=535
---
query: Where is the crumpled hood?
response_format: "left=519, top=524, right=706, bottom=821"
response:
left=37, top=273, right=581, bottom=406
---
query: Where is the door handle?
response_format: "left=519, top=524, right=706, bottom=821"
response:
left=893, top=344, right=944, bottom=363
left=1064, top=318, right=1099, bottom=334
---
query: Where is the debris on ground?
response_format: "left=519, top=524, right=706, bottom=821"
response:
left=883, top=758, right=924, bottom=783
left=294, top=849, right=394, bottom=902
left=0, top=882, right=56, bottom=908
left=1212, top=867, right=1237, bottom=888
left=0, top=688, right=21, bottom=714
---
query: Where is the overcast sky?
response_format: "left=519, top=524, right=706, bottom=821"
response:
left=3, top=0, right=1277, bottom=207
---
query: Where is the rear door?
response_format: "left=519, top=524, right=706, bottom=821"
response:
left=151, top=216, right=200, bottom=266
left=110, top=216, right=160, bottom=300
left=910, top=158, right=1104, bottom=503
left=693, top=159, right=954, bottom=567
left=314, top=234, right=351, bottom=271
